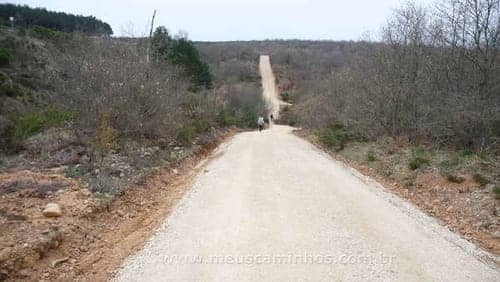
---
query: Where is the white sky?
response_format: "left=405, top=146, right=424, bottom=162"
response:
left=6, top=0, right=434, bottom=41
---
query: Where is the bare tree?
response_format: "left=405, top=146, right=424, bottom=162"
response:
left=146, top=10, right=157, bottom=63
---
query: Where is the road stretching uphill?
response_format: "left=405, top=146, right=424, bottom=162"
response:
left=259, top=55, right=289, bottom=119
left=114, top=56, right=499, bottom=281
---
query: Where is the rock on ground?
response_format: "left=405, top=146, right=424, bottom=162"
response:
left=43, top=203, right=62, bottom=217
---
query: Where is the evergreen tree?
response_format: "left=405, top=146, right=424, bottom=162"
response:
left=0, top=4, right=113, bottom=35
left=151, top=26, right=212, bottom=89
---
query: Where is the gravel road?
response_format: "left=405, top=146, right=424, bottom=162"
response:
left=259, top=55, right=289, bottom=119
left=114, top=56, right=499, bottom=281
left=115, top=125, right=499, bottom=281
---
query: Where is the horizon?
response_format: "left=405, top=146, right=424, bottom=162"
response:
left=6, top=0, right=435, bottom=41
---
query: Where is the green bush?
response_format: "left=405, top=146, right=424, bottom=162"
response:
left=30, top=26, right=71, bottom=41
left=318, top=124, right=348, bottom=151
left=492, top=186, right=500, bottom=199
left=403, top=176, right=414, bottom=187
left=192, top=119, right=210, bottom=133
left=439, top=156, right=460, bottom=169
left=408, top=157, right=430, bottom=170
left=0, top=48, right=11, bottom=66
left=64, top=165, right=86, bottom=179
left=458, top=149, right=474, bottom=158
left=15, top=114, right=45, bottom=139
left=14, top=108, right=74, bottom=139
left=238, top=73, right=257, bottom=82
left=152, top=27, right=212, bottom=89
left=366, top=150, right=377, bottom=162
left=446, top=174, right=465, bottom=183
left=170, top=39, right=212, bottom=89
left=176, top=125, right=196, bottom=144
left=477, top=151, right=489, bottom=160
left=239, top=105, right=259, bottom=128
left=408, top=146, right=430, bottom=170
left=473, top=173, right=490, bottom=187
left=93, top=191, right=113, bottom=211
left=216, top=108, right=237, bottom=127
left=91, top=113, right=120, bottom=153
left=0, top=83, right=23, bottom=97
left=281, top=92, right=290, bottom=102
left=42, top=108, right=74, bottom=127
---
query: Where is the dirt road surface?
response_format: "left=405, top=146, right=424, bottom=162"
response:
left=114, top=56, right=499, bottom=281
left=259, top=55, right=289, bottom=119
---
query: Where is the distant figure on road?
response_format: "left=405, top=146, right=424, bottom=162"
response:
left=257, top=116, right=265, bottom=132
left=270, top=114, right=274, bottom=122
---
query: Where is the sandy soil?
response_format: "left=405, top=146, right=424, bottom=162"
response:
left=0, top=131, right=233, bottom=281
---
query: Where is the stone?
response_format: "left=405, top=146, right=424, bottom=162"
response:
left=491, top=231, right=500, bottom=239
left=42, top=203, right=62, bottom=217
left=51, top=257, right=69, bottom=268
left=80, top=189, right=91, bottom=197
left=18, top=269, right=30, bottom=277
left=0, top=247, right=11, bottom=263
left=116, top=210, right=125, bottom=217
left=35, top=228, right=64, bottom=257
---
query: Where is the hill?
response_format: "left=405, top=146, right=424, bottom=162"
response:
left=0, top=3, right=112, bottom=36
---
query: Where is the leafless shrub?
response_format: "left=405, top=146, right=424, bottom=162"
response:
left=55, top=36, right=190, bottom=140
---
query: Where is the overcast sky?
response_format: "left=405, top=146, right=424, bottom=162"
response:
left=6, top=0, right=434, bottom=41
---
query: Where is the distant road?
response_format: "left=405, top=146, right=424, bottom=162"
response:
left=259, top=55, right=289, bottom=119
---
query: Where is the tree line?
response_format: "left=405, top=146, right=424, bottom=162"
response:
left=367, top=0, right=499, bottom=148
left=0, top=3, right=112, bottom=35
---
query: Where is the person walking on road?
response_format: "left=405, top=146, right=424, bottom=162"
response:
left=258, top=116, right=265, bottom=132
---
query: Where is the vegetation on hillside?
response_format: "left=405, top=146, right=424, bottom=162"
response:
left=276, top=0, right=499, bottom=153
left=152, top=27, right=212, bottom=89
left=0, top=3, right=112, bottom=35
left=0, top=6, right=264, bottom=199
left=197, top=41, right=266, bottom=128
